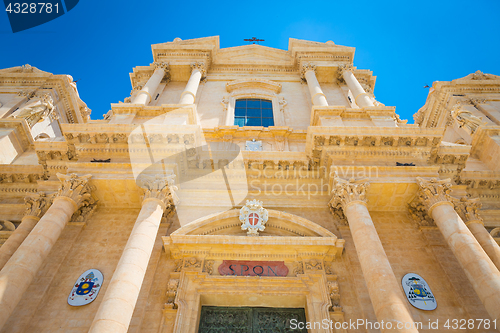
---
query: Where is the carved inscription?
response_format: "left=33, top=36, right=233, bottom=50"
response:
left=218, top=260, right=288, bottom=277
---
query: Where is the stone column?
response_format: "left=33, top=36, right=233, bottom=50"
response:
left=0, top=173, right=92, bottom=331
left=416, top=177, right=500, bottom=323
left=329, top=175, right=419, bottom=333
left=0, top=192, right=52, bottom=270
left=301, top=64, right=328, bottom=107
left=132, top=62, right=170, bottom=105
left=178, top=62, right=206, bottom=104
left=338, top=64, right=374, bottom=108
left=453, top=197, right=500, bottom=271
left=89, top=175, right=178, bottom=333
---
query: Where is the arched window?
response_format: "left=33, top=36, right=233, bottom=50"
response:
left=234, top=98, right=274, bottom=127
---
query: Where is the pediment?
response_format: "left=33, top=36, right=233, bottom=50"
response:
left=455, top=70, right=500, bottom=82
left=214, top=45, right=292, bottom=65
left=171, top=209, right=335, bottom=237
left=164, top=209, right=345, bottom=261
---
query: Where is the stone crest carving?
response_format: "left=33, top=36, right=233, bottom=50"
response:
left=305, top=259, right=323, bottom=270
left=239, top=200, right=268, bottom=236
left=183, top=257, right=202, bottom=269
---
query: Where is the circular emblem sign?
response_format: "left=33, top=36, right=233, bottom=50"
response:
left=68, top=269, right=104, bottom=306
left=402, top=273, right=436, bottom=310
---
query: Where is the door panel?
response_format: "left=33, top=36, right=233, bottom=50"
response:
left=198, top=306, right=307, bottom=333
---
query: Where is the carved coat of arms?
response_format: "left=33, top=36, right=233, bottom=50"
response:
left=239, top=200, right=268, bottom=236
left=68, top=269, right=103, bottom=306
left=401, top=273, right=436, bottom=310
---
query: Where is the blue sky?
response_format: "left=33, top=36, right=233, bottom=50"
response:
left=1, top=0, right=499, bottom=122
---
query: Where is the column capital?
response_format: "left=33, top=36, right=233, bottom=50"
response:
left=337, top=64, right=354, bottom=82
left=453, top=197, right=483, bottom=225
left=329, top=173, right=369, bottom=211
left=56, top=173, right=93, bottom=209
left=24, top=192, right=52, bottom=218
left=153, top=62, right=170, bottom=82
left=300, top=63, right=316, bottom=80
left=139, top=174, right=179, bottom=212
left=415, top=177, right=453, bottom=214
left=190, top=62, right=207, bottom=79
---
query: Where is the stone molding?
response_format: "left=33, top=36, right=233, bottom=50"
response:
left=24, top=192, right=52, bottom=218
left=329, top=174, right=369, bottom=211
left=452, top=197, right=483, bottom=225
left=138, top=174, right=179, bottom=211
left=55, top=173, right=93, bottom=208
left=415, top=177, right=453, bottom=214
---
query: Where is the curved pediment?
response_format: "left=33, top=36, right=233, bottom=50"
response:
left=226, top=78, right=282, bottom=94
left=171, top=209, right=336, bottom=237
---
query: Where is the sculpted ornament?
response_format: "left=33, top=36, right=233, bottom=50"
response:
left=239, top=200, right=268, bottom=236
left=24, top=192, right=52, bottom=218
left=56, top=173, right=93, bottom=207
left=9, top=94, right=55, bottom=127
left=452, top=197, right=482, bottom=224
left=191, top=62, right=207, bottom=80
left=451, top=104, right=485, bottom=134
left=153, top=62, right=170, bottom=82
left=300, top=63, right=316, bottom=81
left=329, top=172, right=369, bottom=211
left=415, top=177, right=452, bottom=213
left=337, top=64, right=354, bottom=83
left=139, top=174, right=179, bottom=210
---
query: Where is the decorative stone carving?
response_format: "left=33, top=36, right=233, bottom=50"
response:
left=191, top=62, right=207, bottom=80
left=327, top=279, right=341, bottom=311
left=56, top=173, right=93, bottom=207
left=24, top=192, right=52, bottom=218
left=183, top=257, right=202, bottom=269
left=293, top=261, right=304, bottom=275
left=452, top=197, right=482, bottom=224
left=329, top=173, right=369, bottom=211
left=138, top=174, right=179, bottom=210
left=9, top=94, right=55, bottom=127
left=173, top=259, right=182, bottom=272
left=203, top=260, right=214, bottom=275
left=165, top=278, right=179, bottom=309
left=329, top=206, right=348, bottom=227
left=451, top=104, right=485, bottom=134
left=153, top=62, right=170, bottom=82
left=337, top=64, right=354, bottom=82
left=70, top=196, right=98, bottom=223
left=0, top=220, right=15, bottom=232
left=304, top=259, right=323, bottom=270
left=408, top=197, right=435, bottom=227
left=415, top=177, right=452, bottom=212
left=471, top=70, right=489, bottom=80
left=300, top=63, right=316, bottom=81
left=239, top=199, right=268, bottom=236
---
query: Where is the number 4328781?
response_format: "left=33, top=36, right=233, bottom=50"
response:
left=6, top=3, right=59, bottom=14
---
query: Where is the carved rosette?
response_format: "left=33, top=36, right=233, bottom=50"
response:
left=337, top=64, right=354, bottom=83
left=453, top=197, right=483, bottom=225
left=191, top=62, right=207, bottom=80
left=153, top=62, right=170, bottom=82
left=139, top=174, right=179, bottom=211
left=56, top=173, right=93, bottom=208
left=24, top=192, right=52, bottom=218
left=300, top=63, right=316, bottom=81
left=329, top=174, right=369, bottom=211
left=415, top=177, right=452, bottom=214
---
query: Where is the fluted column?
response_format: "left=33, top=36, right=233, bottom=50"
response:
left=338, top=64, right=374, bottom=107
left=178, top=62, right=206, bottom=104
left=416, top=178, right=500, bottom=324
left=0, top=192, right=52, bottom=270
left=89, top=175, right=178, bottom=333
left=329, top=175, right=418, bottom=333
left=301, top=64, right=328, bottom=106
left=0, top=173, right=92, bottom=331
left=132, top=62, right=170, bottom=105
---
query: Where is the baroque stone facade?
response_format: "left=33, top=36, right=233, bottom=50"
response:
left=0, top=36, right=499, bottom=332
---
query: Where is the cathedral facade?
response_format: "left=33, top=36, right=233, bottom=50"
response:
left=0, top=36, right=499, bottom=333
